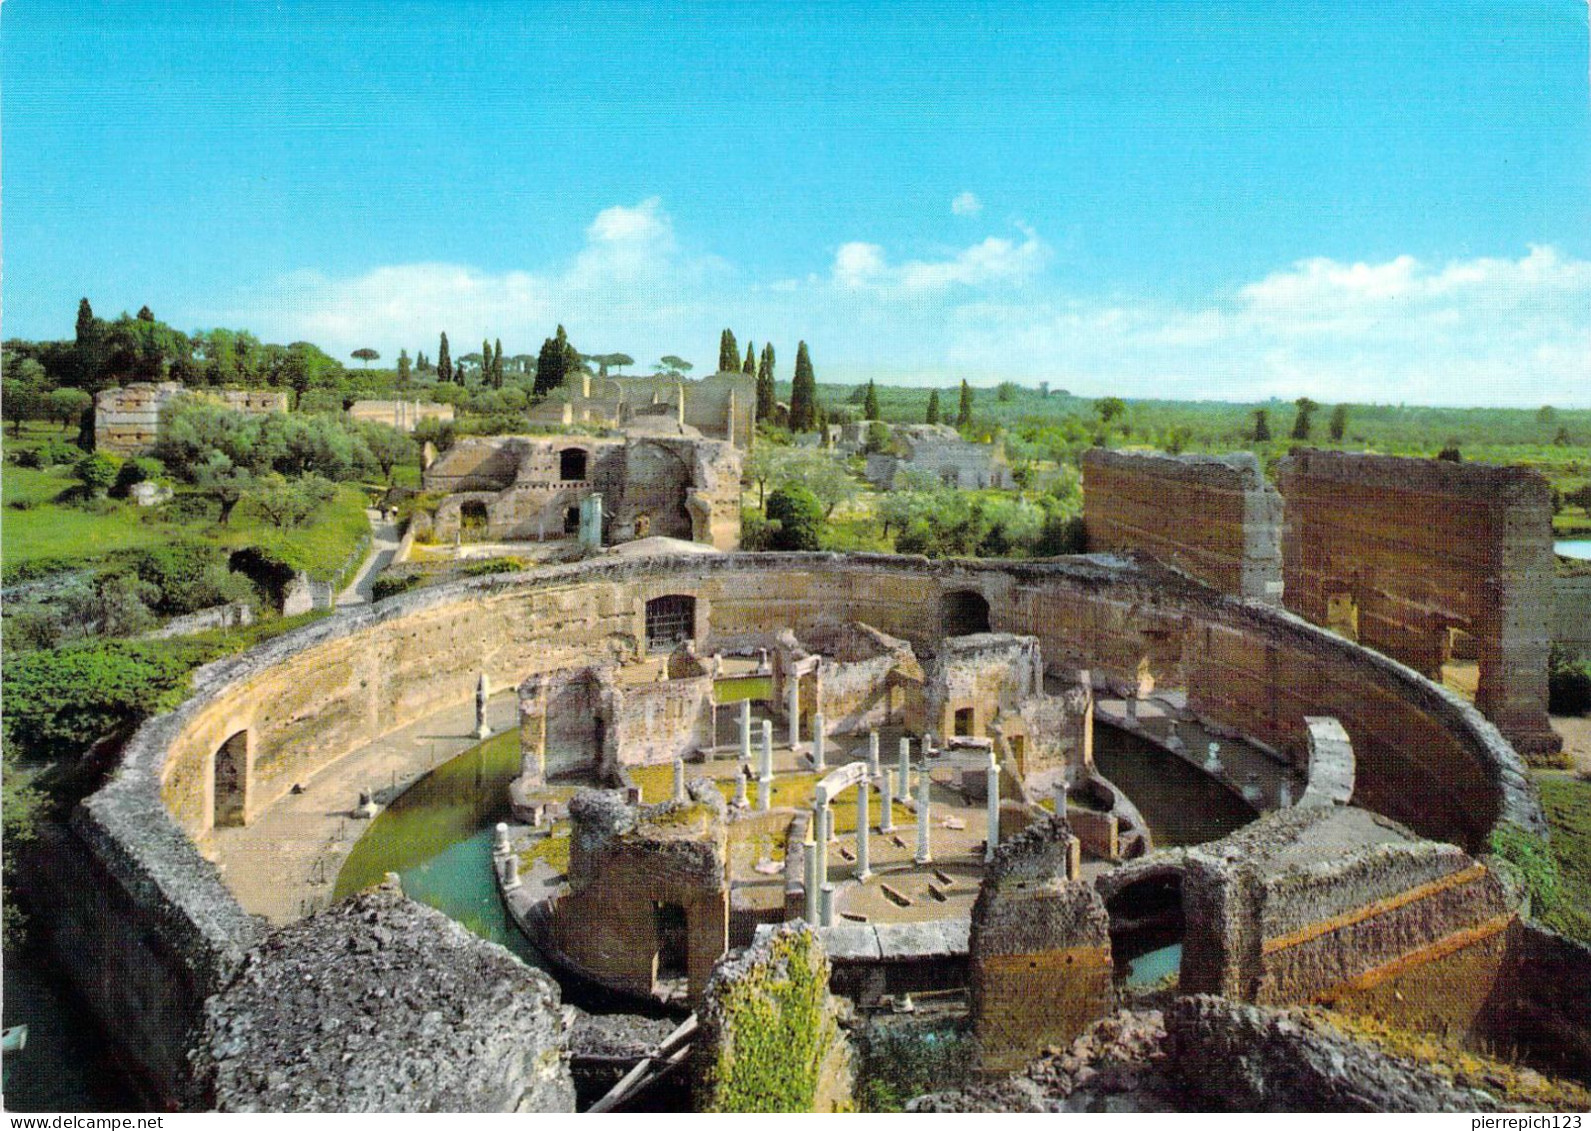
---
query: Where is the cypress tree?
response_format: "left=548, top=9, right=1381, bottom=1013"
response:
left=492, top=339, right=503, bottom=388
left=789, top=341, right=817, bottom=431
left=719, top=329, right=739, bottom=373
left=755, top=343, right=776, bottom=422
left=743, top=342, right=756, bottom=375
left=1252, top=408, right=1272, bottom=442
left=1290, top=397, right=1316, bottom=441
left=956, top=379, right=973, bottom=427
left=926, top=389, right=941, bottom=424
left=863, top=380, right=880, bottom=421
left=438, top=333, right=452, bottom=384
left=1329, top=403, right=1349, bottom=442
left=75, top=297, right=103, bottom=386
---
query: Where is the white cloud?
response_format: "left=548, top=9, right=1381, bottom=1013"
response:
left=830, top=226, right=1049, bottom=297
left=240, top=210, right=1591, bottom=406
left=951, top=191, right=982, bottom=217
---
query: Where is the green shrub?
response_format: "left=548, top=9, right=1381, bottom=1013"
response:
left=854, top=1024, right=979, bottom=1112
left=120, top=542, right=251, bottom=615
left=371, top=572, right=423, bottom=602
left=1, top=639, right=208, bottom=762
left=74, top=451, right=120, bottom=495
left=111, top=456, right=165, bottom=498
left=1548, top=646, right=1591, bottom=716
left=765, top=485, right=824, bottom=552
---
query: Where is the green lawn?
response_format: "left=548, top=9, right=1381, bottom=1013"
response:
left=1537, top=775, right=1591, bottom=944
left=2, top=466, right=176, bottom=578
left=2, top=465, right=370, bottom=584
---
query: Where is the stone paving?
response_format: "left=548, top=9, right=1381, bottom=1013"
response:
left=203, top=691, right=520, bottom=923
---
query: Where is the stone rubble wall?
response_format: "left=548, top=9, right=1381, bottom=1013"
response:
left=1082, top=449, right=1284, bottom=604
left=76, top=552, right=1546, bottom=1099
left=146, top=600, right=256, bottom=639
left=94, top=383, right=288, bottom=456
left=1279, top=449, right=1560, bottom=760
left=345, top=399, right=453, bottom=433
left=1553, top=574, right=1591, bottom=661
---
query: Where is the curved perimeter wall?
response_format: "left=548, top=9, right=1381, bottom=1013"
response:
left=78, top=551, right=1544, bottom=1101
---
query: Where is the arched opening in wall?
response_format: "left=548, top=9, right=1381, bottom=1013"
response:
left=559, top=447, right=588, bottom=482
left=1440, top=626, right=1479, bottom=701
left=635, top=515, right=652, bottom=538
left=460, top=500, right=489, bottom=540
left=213, top=730, right=249, bottom=829
left=1325, top=593, right=1359, bottom=642
left=953, top=707, right=975, bottom=737
left=1105, top=873, right=1184, bottom=991
left=564, top=506, right=580, bottom=534
left=645, top=594, right=696, bottom=652
left=654, top=902, right=689, bottom=984
left=942, top=589, right=991, bottom=637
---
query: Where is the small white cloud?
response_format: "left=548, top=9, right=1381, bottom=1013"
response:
left=830, top=226, right=1049, bottom=297
left=951, top=191, right=982, bottom=217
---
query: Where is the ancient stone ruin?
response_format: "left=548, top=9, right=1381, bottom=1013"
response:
left=422, top=431, right=742, bottom=549
left=94, top=382, right=289, bottom=456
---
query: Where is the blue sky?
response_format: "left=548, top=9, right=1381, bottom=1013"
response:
left=5, top=0, right=1589, bottom=404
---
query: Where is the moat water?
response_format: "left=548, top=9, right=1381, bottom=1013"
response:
left=2, top=720, right=1258, bottom=1109
left=1557, top=539, right=1591, bottom=561
left=1092, top=724, right=1257, bottom=847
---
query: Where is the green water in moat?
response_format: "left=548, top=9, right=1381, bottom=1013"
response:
left=1094, top=724, right=1255, bottom=847
left=333, top=731, right=544, bottom=967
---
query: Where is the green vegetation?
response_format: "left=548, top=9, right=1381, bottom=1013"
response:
left=700, top=928, right=844, bottom=1112
left=1488, top=780, right=1591, bottom=945
left=854, top=1023, right=979, bottom=1112
left=764, top=485, right=825, bottom=551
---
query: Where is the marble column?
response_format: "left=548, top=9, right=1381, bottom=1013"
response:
left=739, top=699, right=752, bottom=762
left=758, top=720, right=774, bottom=811
left=787, top=680, right=802, bottom=751
left=812, top=712, right=827, bottom=770
left=819, top=883, right=835, bottom=928
left=867, top=730, right=881, bottom=777
left=915, top=765, right=933, bottom=865
left=985, top=750, right=1000, bottom=863
left=879, top=769, right=895, bottom=833
left=803, top=837, right=819, bottom=924
left=856, top=780, right=872, bottom=881
left=475, top=672, right=491, bottom=740
left=673, top=758, right=686, bottom=803
left=733, top=765, right=749, bottom=808
left=1054, top=779, right=1068, bottom=819
left=897, top=736, right=911, bottom=798
left=813, top=787, right=831, bottom=894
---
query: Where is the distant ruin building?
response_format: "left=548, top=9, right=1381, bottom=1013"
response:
left=1082, top=449, right=1284, bottom=605
left=422, top=430, right=743, bottom=550
left=346, top=399, right=454, bottom=433
left=525, top=370, right=755, bottom=450
left=94, top=382, right=288, bottom=456
left=861, top=423, right=1015, bottom=490
left=1278, top=450, right=1561, bottom=760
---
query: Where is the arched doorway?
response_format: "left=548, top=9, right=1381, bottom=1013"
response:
left=1104, top=873, right=1184, bottom=990
left=460, top=500, right=489, bottom=540
left=942, top=589, right=991, bottom=636
left=214, top=729, right=250, bottom=829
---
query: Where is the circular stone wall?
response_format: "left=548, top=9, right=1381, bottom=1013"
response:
left=81, top=552, right=1544, bottom=1055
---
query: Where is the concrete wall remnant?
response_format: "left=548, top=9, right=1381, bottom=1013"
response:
left=696, top=924, right=853, bottom=1112
left=193, top=882, right=575, bottom=1112
left=346, top=399, right=454, bottom=433
left=862, top=423, right=1014, bottom=491
left=1083, top=448, right=1284, bottom=604
left=94, top=383, right=289, bottom=456
left=423, top=432, right=741, bottom=550
left=970, top=817, right=1111, bottom=1072
left=1279, top=450, right=1561, bottom=760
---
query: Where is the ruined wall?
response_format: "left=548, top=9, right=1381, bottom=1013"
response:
left=346, top=400, right=454, bottom=433
left=424, top=434, right=741, bottom=549
left=1279, top=450, right=1560, bottom=760
left=79, top=552, right=1547, bottom=1095
left=914, top=633, right=1043, bottom=740
left=970, top=818, right=1112, bottom=1072
left=1146, top=806, right=1521, bottom=1042
left=609, top=670, right=715, bottom=765
left=863, top=424, right=1013, bottom=490
left=802, top=623, right=915, bottom=735
left=1083, top=449, right=1284, bottom=604
left=553, top=788, right=730, bottom=1002
left=696, top=924, right=852, bottom=1112
left=1554, top=574, right=1591, bottom=661
left=94, top=383, right=288, bottom=456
